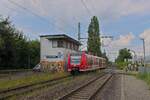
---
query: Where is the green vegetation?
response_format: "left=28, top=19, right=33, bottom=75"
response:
left=101, top=50, right=109, bottom=63
left=9, top=72, right=102, bottom=100
left=115, top=48, right=132, bottom=62
left=0, top=16, right=40, bottom=69
left=0, top=72, right=69, bottom=90
left=87, top=16, right=101, bottom=56
left=137, top=73, right=150, bottom=87
left=115, top=62, right=128, bottom=70
left=115, top=48, right=132, bottom=69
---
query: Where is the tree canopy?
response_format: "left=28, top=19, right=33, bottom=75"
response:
left=115, top=48, right=132, bottom=62
left=102, top=50, right=109, bottom=62
left=87, top=16, right=101, bottom=56
left=0, top=16, right=40, bottom=69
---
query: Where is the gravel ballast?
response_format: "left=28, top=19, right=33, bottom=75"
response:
left=19, top=72, right=102, bottom=100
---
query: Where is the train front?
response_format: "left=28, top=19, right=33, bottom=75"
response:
left=67, top=52, right=82, bottom=74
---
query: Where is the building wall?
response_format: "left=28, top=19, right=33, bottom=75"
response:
left=40, top=37, right=64, bottom=61
left=40, top=37, right=78, bottom=72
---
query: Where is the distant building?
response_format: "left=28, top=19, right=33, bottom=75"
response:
left=40, top=34, right=81, bottom=72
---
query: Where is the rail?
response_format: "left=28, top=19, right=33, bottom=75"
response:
left=0, top=75, right=72, bottom=99
left=58, top=73, right=113, bottom=100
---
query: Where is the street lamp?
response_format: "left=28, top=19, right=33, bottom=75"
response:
left=140, top=38, right=146, bottom=66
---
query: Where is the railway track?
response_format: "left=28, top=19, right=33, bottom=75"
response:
left=58, top=73, right=113, bottom=100
left=0, top=69, right=32, bottom=74
left=0, top=75, right=72, bottom=99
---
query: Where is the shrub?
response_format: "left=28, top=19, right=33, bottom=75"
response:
left=115, top=62, right=128, bottom=70
left=137, top=73, right=150, bottom=87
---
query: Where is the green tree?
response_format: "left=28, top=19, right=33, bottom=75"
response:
left=0, top=16, right=40, bottom=69
left=87, top=16, right=101, bottom=56
left=28, top=40, right=40, bottom=68
left=0, top=17, right=16, bottom=68
left=102, top=50, right=108, bottom=62
left=115, top=48, right=132, bottom=62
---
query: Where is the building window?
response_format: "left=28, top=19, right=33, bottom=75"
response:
left=75, top=45, right=78, bottom=51
left=73, top=44, right=75, bottom=50
left=69, top=42, right=72, bottom=49
left=75, top=45, right=79, bottom=51
left=66, top=42, right=69, bottom=49
left=57, top=40, right=64, bottom=47
left=52, top=40, right=57, bottom=48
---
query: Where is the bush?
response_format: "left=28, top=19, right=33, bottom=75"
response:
left=137, top=73, right=150, bottom=87
left=116, top=62, right=128, bottom=70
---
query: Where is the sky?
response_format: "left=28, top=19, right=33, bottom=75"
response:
left=0, top=0, right=150, bottom=61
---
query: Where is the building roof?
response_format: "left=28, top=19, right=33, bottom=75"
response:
left=40, top=34, right=81, bottom=45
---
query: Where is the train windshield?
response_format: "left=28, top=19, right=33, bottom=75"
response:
left=70, top=53, right=81, bottom=64
left=71, top=56, right=81, bottom=64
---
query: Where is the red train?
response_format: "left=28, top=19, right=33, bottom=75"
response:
left=67, top=52, right=106, bottom=74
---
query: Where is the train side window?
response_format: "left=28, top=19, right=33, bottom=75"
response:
left=88, top=56, right=91, bottom=65
left=92, top=57, right=94, bottom=65
left=99, top=59, right=101, bottom=65
left=90, top=57, right=93, bottom=65
left=96, top=58, right=98, bottom=65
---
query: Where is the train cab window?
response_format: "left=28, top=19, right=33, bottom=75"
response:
left=71, top=56, right=81, bottom=64
left=70, top=53, right=82, bottom=64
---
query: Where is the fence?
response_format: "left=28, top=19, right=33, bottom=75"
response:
left=138, top=66, right=150, bottom=73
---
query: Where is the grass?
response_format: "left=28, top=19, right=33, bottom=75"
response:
left=0, top=72, right=69, bottom=91
left=7, top=76, right=73, bottom=100
left=115, top=62, right=128, bottom=70
left=9, top=71, right=102, bottom=99
left=126, top=71, right=138, bottom=76
left=136, top=73, right=150, bottom=87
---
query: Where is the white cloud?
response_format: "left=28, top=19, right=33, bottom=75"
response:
left=106, top=30, right=150, bottom=61
left=139, top=29, right=150, bottom=41
left=27, top=0, right=150, bottom=21
left=1, top=0, right=150, bottom=22
left=1, top=0, right=150, bottom=61
left=111, top=32, right=135, bottom=46
left=105, top=33, right=135, bottom=61
left=0, top=0, right=150, bottom=36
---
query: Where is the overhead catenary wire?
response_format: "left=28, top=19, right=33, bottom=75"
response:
left=80, top=0, right=93, bottom=16
left=0, top=0, right=39, bottom=39
left=88, top=0, right=97, bottom=15
left=7, top=0, right=65, bottom=33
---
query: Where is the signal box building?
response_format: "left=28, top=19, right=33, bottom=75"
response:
left=40, top=34, right=81, bottom=72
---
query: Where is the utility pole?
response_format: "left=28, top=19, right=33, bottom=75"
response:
left=78, top=22, right=81, bottom=41
left=77, top=22, right=113, bottom=52
left=141, top=38, right=146, bottom=66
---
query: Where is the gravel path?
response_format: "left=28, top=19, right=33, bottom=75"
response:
left=9, top=70, right=150, bottom=100
left=92, top=73, right=150, bottom=100
left=124, top=75, right=150, bottom=100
